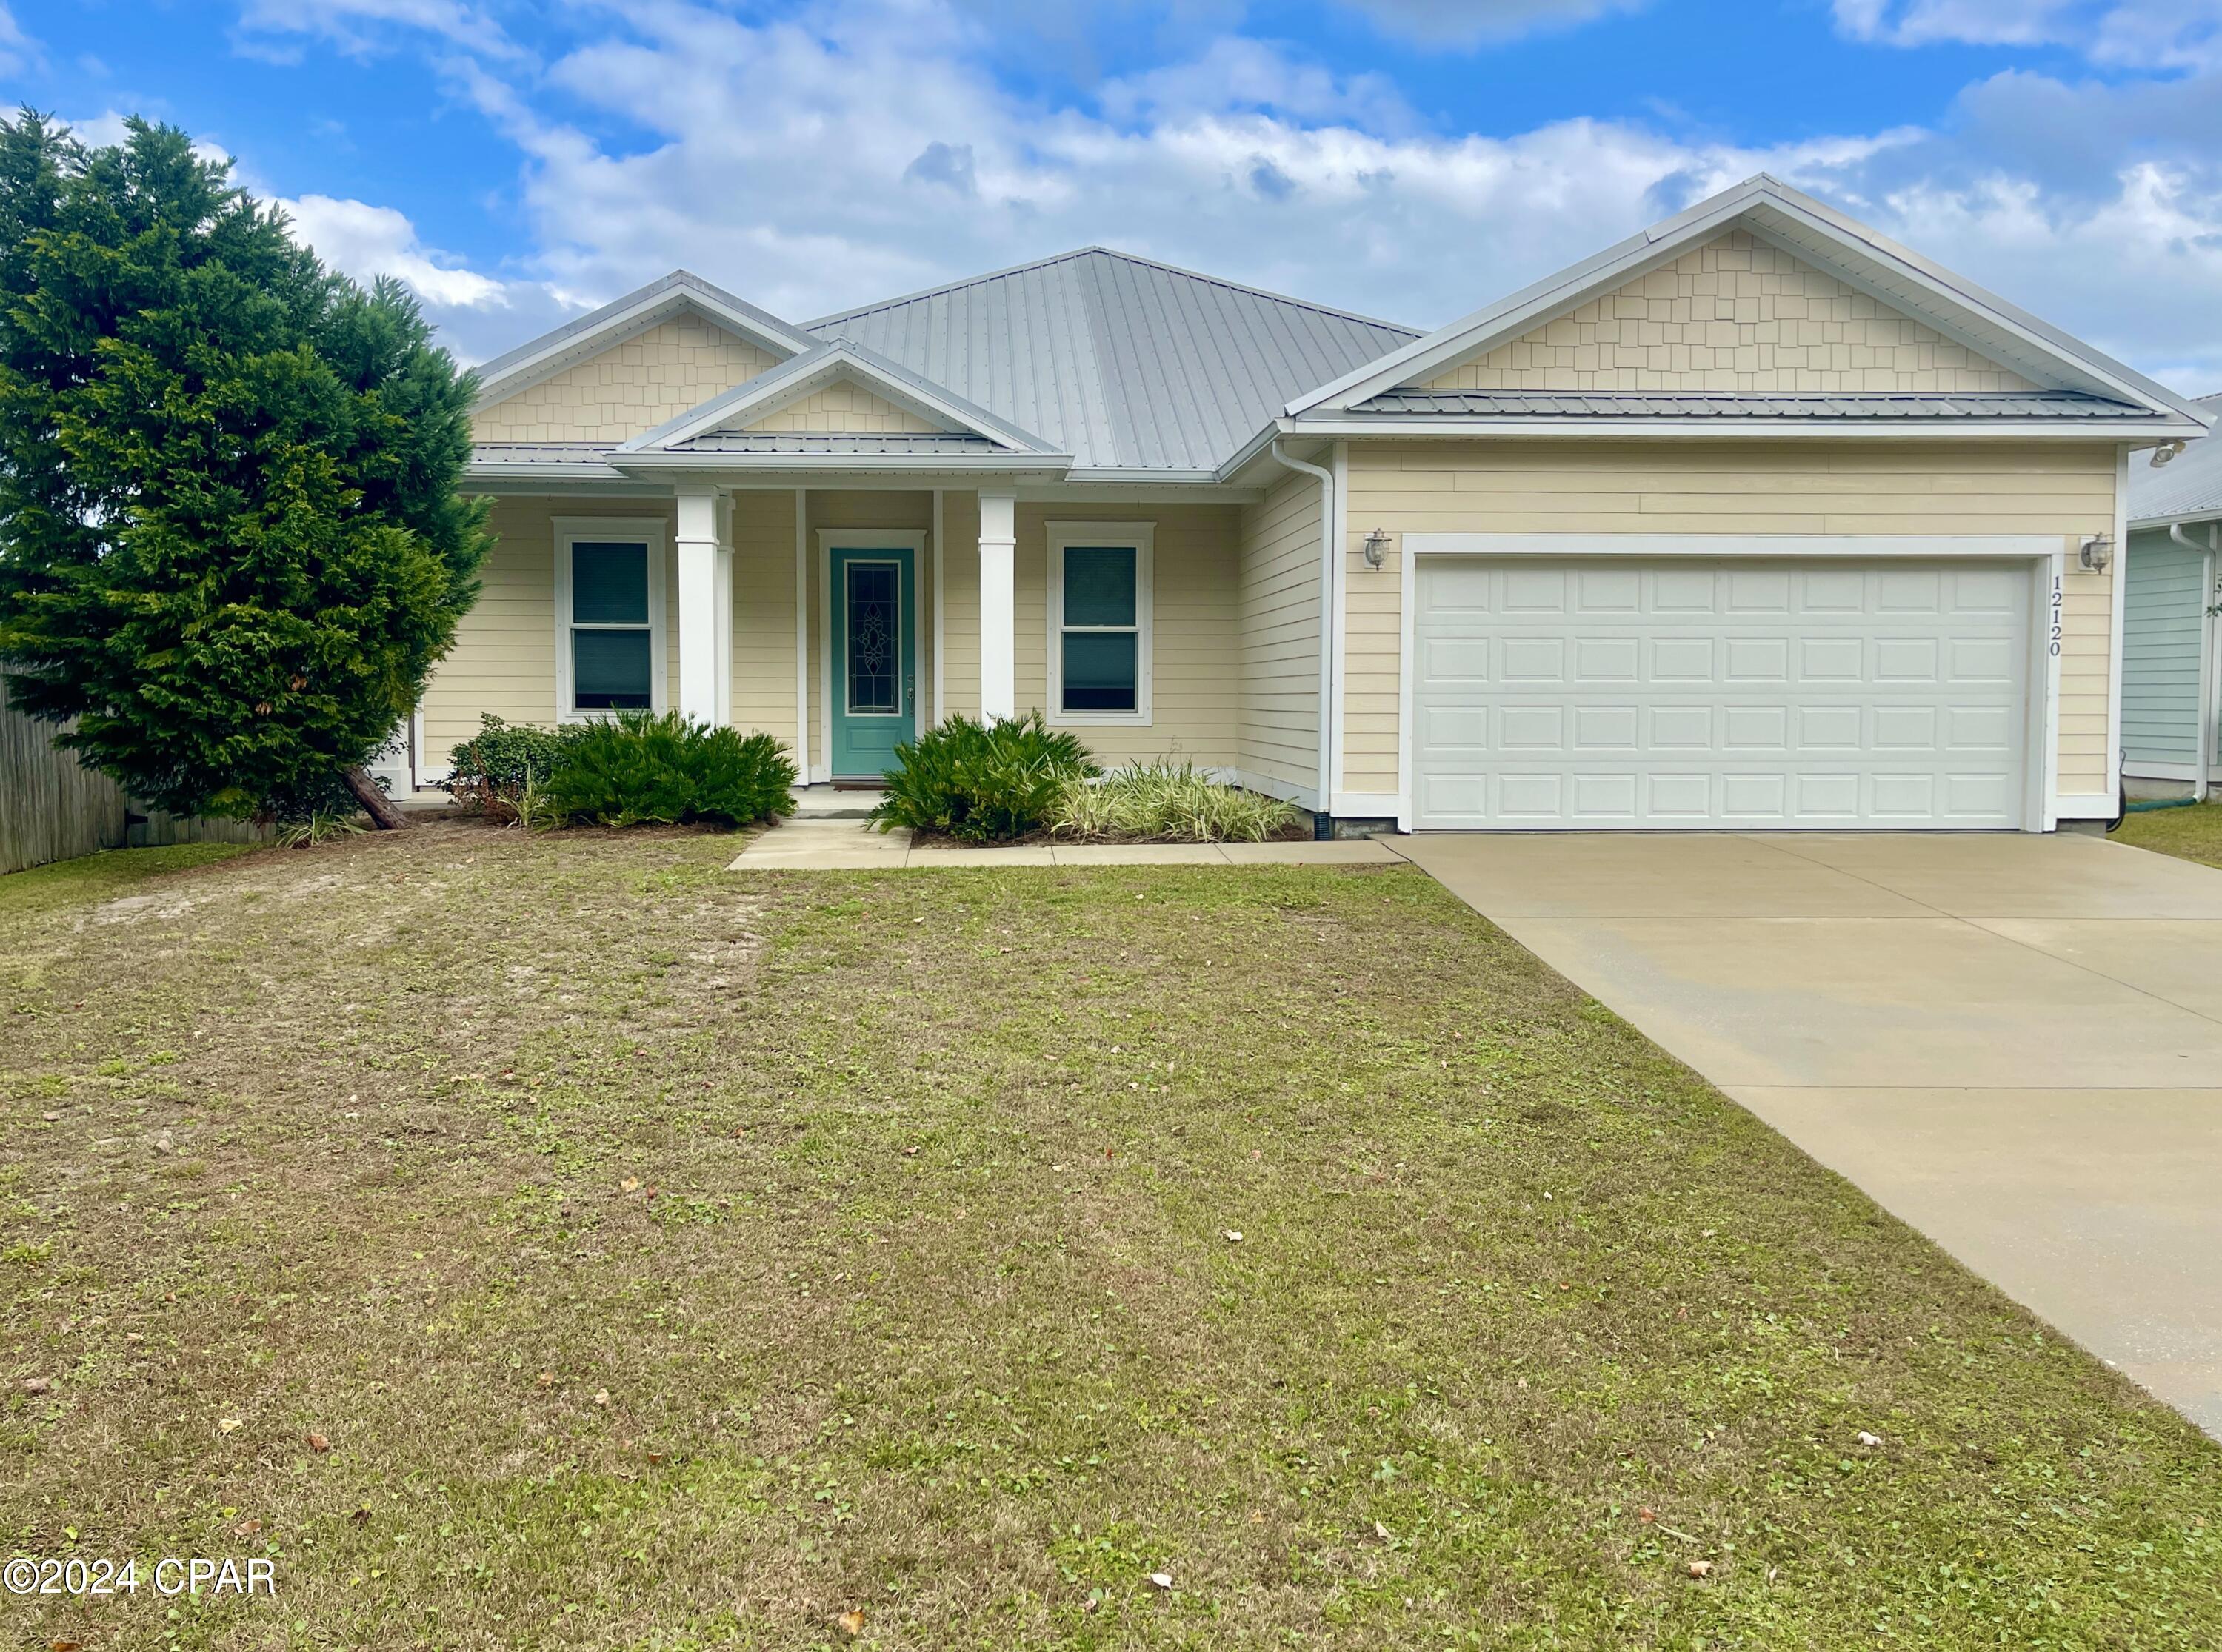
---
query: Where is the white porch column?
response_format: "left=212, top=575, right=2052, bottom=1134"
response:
left=978, top=489, right=1016, bottom=721
left=713, top=492, right=733, bottom=728
left=675, top=486, right=726, bottom=726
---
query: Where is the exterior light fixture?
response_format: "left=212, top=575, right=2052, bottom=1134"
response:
left=1362, top=529, right=1390, bottom=568
left=2151, top=441, right=2186, bottom=467
left=2078, top=534, right=2114, bottom=574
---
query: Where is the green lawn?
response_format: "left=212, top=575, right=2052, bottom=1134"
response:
left=2115, top=800, right=2222, bottom=868
left=2, top=823, right=2218, bottom=1650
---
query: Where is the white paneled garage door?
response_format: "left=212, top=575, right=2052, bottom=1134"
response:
left=1412, top=557, right=2032, bottom=829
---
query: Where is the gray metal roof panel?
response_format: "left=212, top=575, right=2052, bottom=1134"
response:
left=472, top=442, right=623, bottom=465
left=1349, top=389, right=2154, bottom=420
left=2130, top=394, right=2222, bottom=524
left=807, top=248, right=1417, bottom=471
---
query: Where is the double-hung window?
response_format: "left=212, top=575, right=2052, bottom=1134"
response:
left=556, top=518, right=667, bottom=718
left=1048, top=522, right=1152, bottom=723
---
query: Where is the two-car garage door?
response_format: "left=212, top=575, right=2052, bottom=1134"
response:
left=1411, top=556, right=2032, bottom=830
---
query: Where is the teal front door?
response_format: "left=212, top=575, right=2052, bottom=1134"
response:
left=830, top=546, right=916, bottom=777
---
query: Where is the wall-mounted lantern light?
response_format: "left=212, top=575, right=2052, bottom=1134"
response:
left=1362, top=529, right=1390, bottom=568
left=2078, top=534, right=2114, bottom=574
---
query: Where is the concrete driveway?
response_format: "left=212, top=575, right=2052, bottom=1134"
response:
left=1398, top=829, right=2222, bottom=1437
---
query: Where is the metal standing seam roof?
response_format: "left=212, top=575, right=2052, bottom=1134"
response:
left=804, top=248, right=1418, bottom=472
left=2130, top=392, right=2222, bottom=525
left=472, top=442, right=627, bottom=466
left=667, top=432, right=1011, bottom=456
left=1350, top=389, right=2157, bottom=420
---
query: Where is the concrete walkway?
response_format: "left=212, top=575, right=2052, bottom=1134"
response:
left=1398, top=829, right=2222, bottom=1438
left=730, top=819, right=1408, bottom=869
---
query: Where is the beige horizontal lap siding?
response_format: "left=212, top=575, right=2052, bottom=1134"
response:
left=471, top=318, right=777, bottom=444
left=1237, top=467, right=1323, bottom=795
left=1016, top=504, right=1241, bottom=771
left=941, top=491, right=981, bottom=723
left=422, top=496, right=678, bottom=763
left=730, top=491, right=801, bottom=753
left=1341, top=440, right=2121, bottom=802
left=1427, top=230, right=2036, bottom=395
left=740, top=383, right=942, bottom=434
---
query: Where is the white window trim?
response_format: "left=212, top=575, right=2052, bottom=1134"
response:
left=1047, top=521, right=1154, bottom=727
left=554, top=515, right=669, bottom=723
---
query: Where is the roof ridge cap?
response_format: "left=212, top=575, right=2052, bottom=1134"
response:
left=802, top=245, right=1420, bottom=338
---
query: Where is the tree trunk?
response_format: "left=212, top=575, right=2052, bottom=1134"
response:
left=344, top=764, right=410, bottom=831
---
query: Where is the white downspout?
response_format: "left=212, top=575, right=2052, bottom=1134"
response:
left=2172, top=521, right=2220, bottom=798
left=1268, top=439, right=1335, bottom=819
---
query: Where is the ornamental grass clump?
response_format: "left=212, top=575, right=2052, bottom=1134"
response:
left=869, top=713, right=1095, bottom=842
left=1051, top=758, right=1301, bottom=843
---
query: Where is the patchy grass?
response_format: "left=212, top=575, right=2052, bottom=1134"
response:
left=1, top=823, right=2218, bottom=1651
left=2114, top=800, right=2222, bottom=868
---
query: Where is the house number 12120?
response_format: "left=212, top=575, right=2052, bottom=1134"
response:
left=2049, top=572, right=2063, bottom=658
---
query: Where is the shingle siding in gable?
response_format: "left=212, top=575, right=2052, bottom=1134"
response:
left=735, top=381, right=944, bottom=435
left=1422, top=230, right=2038, bottom=396
left=471, top=318, right=777, bottom=444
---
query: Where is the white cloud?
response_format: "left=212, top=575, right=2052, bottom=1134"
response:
left=1336, top=0, right=1650, bottom=47
left=0, top=3, right=39, bottom=78
left=233, top=0, right=517, bottom=58
left=213, top=0, right=2222, bottom=388
left=1834, top=0, right=2222, bottom=71
left=1099, top=37, right=1414, bottom=130
left=275, top=193, right=513, bottom=310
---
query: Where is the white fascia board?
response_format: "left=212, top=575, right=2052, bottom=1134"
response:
left=464, top=473, right=672, bottom=498
left=610, top=451, right=1072, bottom=474
left=1286, top=174, right=2206, bottom=426
left=470, top=272, right=813, bottom=410
left=468, top=460, right=630, bottom=480
left=1061, top=466, right=1222, bottom=485
left=1287, top=415, right=2198, bottom=442
left=1015, top=481, right=1264, bottom=503
left=2130, top=507, right=2222, bottom=531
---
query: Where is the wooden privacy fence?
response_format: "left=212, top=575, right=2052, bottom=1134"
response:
left=0, top=678, right=267, bottom=875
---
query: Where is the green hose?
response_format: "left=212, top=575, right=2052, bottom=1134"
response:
left=2124, top=795, right=2200, bottom=813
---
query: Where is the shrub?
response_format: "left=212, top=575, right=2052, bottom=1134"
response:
left=542, top=712, right=795, bottom=829
left=0, top=115, right=489, bottom=826
left=870, top=713, right=1095, bottom=843
left=1051, top=759, right=1302, bottom=843
left=444, top=716, right=583, bottom=820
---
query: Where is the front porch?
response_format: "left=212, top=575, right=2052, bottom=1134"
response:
left=418, top=482, right=1274, bottom=800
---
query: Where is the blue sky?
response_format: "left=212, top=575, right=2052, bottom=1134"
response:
left=6, top=1, right=2221, bottom=388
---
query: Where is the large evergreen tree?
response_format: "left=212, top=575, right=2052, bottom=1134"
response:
left=0, top=111, right=489, bottom=827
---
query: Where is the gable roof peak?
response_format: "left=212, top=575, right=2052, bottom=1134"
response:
left=1284, top=173, right=2206, bottom=429
left=471, top=269, right=813, bottom=412
left=615, top=336, right=1063, bottom=458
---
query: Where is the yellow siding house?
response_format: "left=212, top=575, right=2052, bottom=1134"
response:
left=405, top=176, right=2204, bottom=835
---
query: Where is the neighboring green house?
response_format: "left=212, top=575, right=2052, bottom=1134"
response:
left=2124, top=393, right=2222, bottom=797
